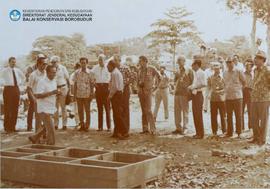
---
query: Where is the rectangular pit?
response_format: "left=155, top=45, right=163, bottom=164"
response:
left=0, top=151, right=32, bottom=158
left=70, top=159, right=129, bottom=167
left=89, top=152, right=155, bottom=163
left=45, top=148, right=109, bottom=158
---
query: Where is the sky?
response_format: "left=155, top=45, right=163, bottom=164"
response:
left=0, top=0, right=267, bottom=62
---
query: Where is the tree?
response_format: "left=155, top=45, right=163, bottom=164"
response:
left=30, top=33, right=90, bottom=70
left=226, top=0, right=270, bottom=64
left=145, top=7, right=201, bottom=70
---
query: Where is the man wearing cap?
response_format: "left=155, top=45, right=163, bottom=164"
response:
left=223, top=57, right=246, bottom=138
left=173, top=56, right=194, bottom=135
left=50, top=56, right=70, bottom=130
left=207, top=62, right=227, bottom=135
left=26, top=53, right=46, bottom=131
left=250, top=50, right=270, bottom=145
left=153, top=65, right=169, bottom=121
left=242, top=59, right=254, bottom=130
left=0, top=57, right=25, bottom=133
left=27, top=57, right=47, bottom=134
left=138, top=56, right=160, bottom=135
left=92, top=54, right=111, bottom=131
left=189, top=59, right=207, bottom=139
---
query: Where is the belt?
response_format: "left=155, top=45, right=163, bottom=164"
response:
left=96, top=83, right=108, bottom=85
left=4, top=85, right=18, bottom=88
left=159, top=86, right=168, bottom=89
left=57, top=84, right=66, bottom=88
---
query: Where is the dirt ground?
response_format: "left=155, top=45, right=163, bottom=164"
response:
left=1, top=95, right=270, bottom=188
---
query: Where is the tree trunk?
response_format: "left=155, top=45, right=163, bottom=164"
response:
left=172, top=43, right=176, bottom=71
left=250, top=10, right=257, bottom=56
left=267, top=17, right=270, bottom=66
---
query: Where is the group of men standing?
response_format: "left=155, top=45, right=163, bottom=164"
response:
left=172, top=50, right=270, bottom=146
left=1, top=50, right=269, bottom=146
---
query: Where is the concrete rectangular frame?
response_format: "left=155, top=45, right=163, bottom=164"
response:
left=1, top=144, right=165, bottom=188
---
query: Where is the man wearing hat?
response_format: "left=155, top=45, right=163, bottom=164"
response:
left=223, top=56, right=246, bottom=138
left=207, top=62, right=227, bottom=135
left=242, top=59, right=254, bottom=130
left=153, top=65, right=169, bottom=121
left=26, top=53, right=46, bottom=131
left=173, top=56, right=194, bottom=135
left=250, top=50, right=270, bottom=145
left=50, top=56, right=70, bottom=130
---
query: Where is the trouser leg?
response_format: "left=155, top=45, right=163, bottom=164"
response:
left=139, top=91, right=148, bottom=132
left=210, top=101, right=218, bottom=135
left=174, top=95, right=182, bottom=131
left=226, top=100, right=233, bottom=136
left=154, top=90, right=162, bottom=119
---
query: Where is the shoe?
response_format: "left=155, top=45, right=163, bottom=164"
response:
left=140, top=131, right=149, bottom=134
left=248, top=139, right=258, bottom=144
left=192, top=135, right=203, bottom=139
left=96, top=128, right=103, bottom=131
left=28, top=136, right=36, bottom=144
left=111, top=134, right=118, bottom=138
left=224, top=133, right=233, bottom=138
left=55, top=126, right=58, bottom=130
left=172, top=130, right=183, bottom=135
left=79, top=127, right=85, bottom=132
left=117, top=134, right=129, bottom=140
left=62, top=126, right=67, bottom=130
left=107, top=128, right=111, bottom=132
left=83, top=128, right=89, bottom=132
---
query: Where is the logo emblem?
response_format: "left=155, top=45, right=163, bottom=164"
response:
left=9, top=10, right=21, bottom=21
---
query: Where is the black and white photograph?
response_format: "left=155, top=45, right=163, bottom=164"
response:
left=0, top=0, right=270, bottom=188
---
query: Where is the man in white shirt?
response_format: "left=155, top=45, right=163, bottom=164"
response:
left=107, top=60, right=128, bottom=140
left=189, top=59, right=207, bottom=139
left=50, top=56, right=69, bottom=130
left=0, top=57, right=25, bottom=133
left=28, top=65, right=60, bottom=145
left=92, top=54, right=111, bottom=131
left=26, top=56, right=47, bottom=131
left=25, top=54, right=46, bottom=131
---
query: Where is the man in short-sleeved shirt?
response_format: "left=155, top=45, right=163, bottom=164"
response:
left=223, top=57, right=246, bottom=137
left=28, top=65, right=58, bottom=145
left=50, top=56, right=69, bottom=130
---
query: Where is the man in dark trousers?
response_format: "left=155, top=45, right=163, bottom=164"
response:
left=92, top=54, right=111, bottom=131
left=114, top=54, right=132, bottom=132
left=74, top=57, right=95, bottom=132
left=107, top=60, right=128, bottom=140
left=1, top=57, right=25, bottom=133
left=250, top=50, right=270, bottom=146
left=189, top=59, right=207, bottom=139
